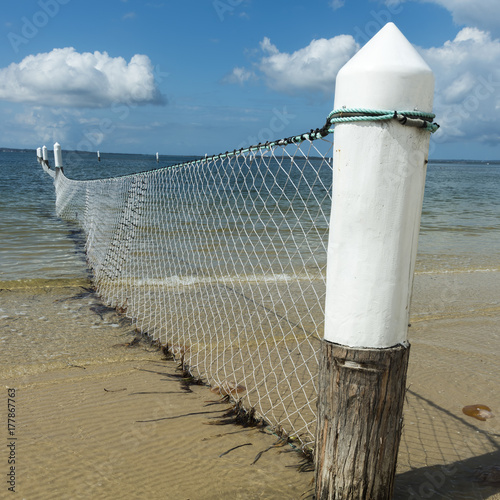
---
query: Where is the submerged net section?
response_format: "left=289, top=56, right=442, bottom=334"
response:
left=52, top=137, right=333, bottom=449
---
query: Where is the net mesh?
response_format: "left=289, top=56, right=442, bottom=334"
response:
left=53, top=138, right=333, bottom=450
left=42, top=113, right=500, bottom=496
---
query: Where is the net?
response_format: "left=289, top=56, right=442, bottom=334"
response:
left=51, top=137, right=334, bottom=450
left=40, top=110, right=500, bottom=496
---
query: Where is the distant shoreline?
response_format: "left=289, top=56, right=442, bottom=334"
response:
left=1, top=147, right=500, bottom=164
left=0, top=147, right=200, bottom=160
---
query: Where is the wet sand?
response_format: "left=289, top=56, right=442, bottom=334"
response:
left=4, top=361, right=316, bottom=499
left=1, top=286, right=315, bottom=499
left=1, top=272, right=499, bottom=499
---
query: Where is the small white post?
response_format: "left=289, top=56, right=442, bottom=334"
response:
left=36, top=147, right=42, bottom=164
left=156, top=152, right=159, bottom=163
left=42, top=145, right=49, bottom=166
left=315, top=22, right=435, bottom=499
left=54, top=142, right=63, bottom=169
left=97, top=150, right=101, bottom=162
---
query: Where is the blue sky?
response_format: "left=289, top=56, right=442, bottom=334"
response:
left=1, top=0, right=499, bottom=159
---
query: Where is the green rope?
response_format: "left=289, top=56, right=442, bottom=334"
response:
left=57, top=108, right=439, bottom=181
left=161, top=108, right=439, bottom=171
left=327, top=108, right=440, bottom=133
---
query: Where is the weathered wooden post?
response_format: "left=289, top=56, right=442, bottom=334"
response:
left=315, top=23, right=435, bottom=499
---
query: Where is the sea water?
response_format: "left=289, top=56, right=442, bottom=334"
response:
left=1, top=150, right=499, bottom=499
left=0, top=151, right=197, bottom=286
left=418, top=160, right=500, bottom=273
left=1, top=149, right=498, bottom=365
left=1, top=151, right=499, bottom=287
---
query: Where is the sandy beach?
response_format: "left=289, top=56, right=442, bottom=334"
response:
left=1, top=271, right=499, bottom=499
left=4, top=361, right=315, bottom=499
left=1, top=285, right=316, bottom=499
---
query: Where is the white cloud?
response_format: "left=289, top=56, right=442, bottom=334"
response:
left=420, top=28, right=500, bottom=144
left=385, top=0, right=500, bottom=34
left=5, top=103, right=169, bottom=151
left=223, top=67, right=256, bottom=85
left=226, top=24, right=500, bottom=147
left=0, top=47, right=165, bottom=108
left=256, top=35, right=359, bottom=94
left=5, top=107, right=77, bottom=148
left=428, top=0, right=500, bottom=32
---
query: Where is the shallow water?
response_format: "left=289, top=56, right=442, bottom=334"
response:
left=1, top=151, right=499, bottom=499
left=1, top=151, right=499, bottom=395
left=1, top=153, right=499, bottom=286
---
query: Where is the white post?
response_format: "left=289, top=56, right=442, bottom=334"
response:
left=324, top=22, right=434, bottom=349
left=54, top=142, right=63, bottom=169
left=156, top=152, right=159, bottom=163
left=97, top=150, right=101, bottom=162
left=315, top=22, right=435, bottom=499
left=36, top=147, right=42, bottom=164
left=42, top=145, right=49, bottom=166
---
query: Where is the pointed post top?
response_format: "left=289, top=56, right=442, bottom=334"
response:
left=334, top=22, right=434, bottom=112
